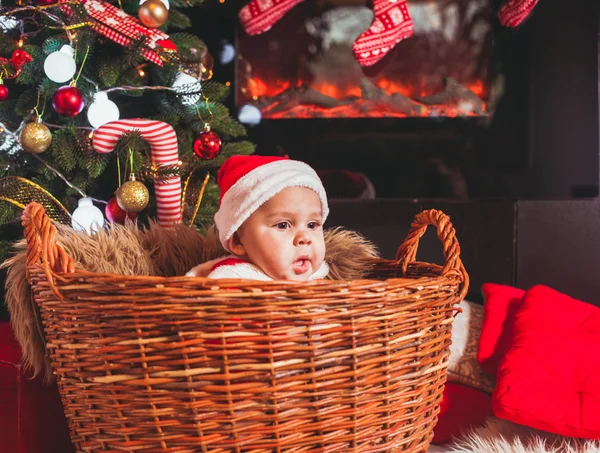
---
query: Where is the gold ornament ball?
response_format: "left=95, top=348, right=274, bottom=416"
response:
left=20, top=122, right=52, bottom=154
left=138, top=0, right=169, bottom=28
left=116, top=179, right=150, bottom=213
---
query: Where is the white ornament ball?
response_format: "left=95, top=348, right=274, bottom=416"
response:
left=72, top=197, right=105, bottom=234
left=87, top=92, right=120, bottom=129
left=44, top=45, right=77, bottom=84
left=172, top=72, right=202, bottom=106
left=139, top=0, right=169, bottom=9
left=238, top=104, right=262, bottom=126
left=219, top=42, right=236, bottom=65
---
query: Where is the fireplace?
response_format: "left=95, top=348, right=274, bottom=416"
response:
left=229, top=0, right=597, bottom=201
left=236, top=0, right=494, bottom=118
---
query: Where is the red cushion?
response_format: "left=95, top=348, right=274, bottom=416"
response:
left=0, top=322, right=75, bottom=453
left=433, top=383, right=493, bottom=444
left=478, top=283, right=525, bottom=376
left=492, top=285, right=600, bottom=439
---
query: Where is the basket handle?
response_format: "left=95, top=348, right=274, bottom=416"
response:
left=395, top=209, right=469, bottom=298
left=21, top=202, right=75, bottom=297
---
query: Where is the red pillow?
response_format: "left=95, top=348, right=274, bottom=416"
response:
left=433, top=383, right=492, bottom=444
left=493, top=285, right=600, bottom=439
left=478, top=283, right=525, bottom=376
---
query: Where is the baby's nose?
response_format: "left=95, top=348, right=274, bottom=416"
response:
left=295, top=231, right=312, bottom=246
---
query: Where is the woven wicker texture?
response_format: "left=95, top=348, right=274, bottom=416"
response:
left=21, top=202, right=469, bottom=453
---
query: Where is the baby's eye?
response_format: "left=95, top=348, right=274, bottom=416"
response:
left=308, top=222, right=320, bottom=229
left=276, top=222, right=290, bottom=230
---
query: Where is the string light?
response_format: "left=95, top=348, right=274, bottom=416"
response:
left=16, top=38, right=24, bottom=47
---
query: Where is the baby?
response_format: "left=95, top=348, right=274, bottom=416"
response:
left=186, top=155, right=330, bottom=281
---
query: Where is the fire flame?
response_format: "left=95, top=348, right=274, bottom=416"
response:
left=243, top=77, right=489, bottom=119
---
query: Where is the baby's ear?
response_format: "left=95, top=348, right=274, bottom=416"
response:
left=228, top=232, right=246, bottom=256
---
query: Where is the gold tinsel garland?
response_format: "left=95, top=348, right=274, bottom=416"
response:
left=0, top=176, right=72, bottom=225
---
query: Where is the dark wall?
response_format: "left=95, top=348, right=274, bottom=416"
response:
left=527, top=0, right=599, bottom=198
left=327, top=199, right=516, bottom=303
left=517, top=200, right=600, bottom=305
left=514, top=0, right=600, bottom=306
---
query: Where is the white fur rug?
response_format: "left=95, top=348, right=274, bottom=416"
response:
left=429, top=417, right=600, bottom=453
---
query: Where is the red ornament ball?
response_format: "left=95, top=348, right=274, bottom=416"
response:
left=193, top=130, right=222, bottom=160
left=105, top=197, right=138, bottom=224
left=52, top=85, right=84, bottom=117
left=0, top=84, right=8, bottom=102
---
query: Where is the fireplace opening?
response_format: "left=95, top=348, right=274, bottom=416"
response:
left=236, top=0, right=493, bottom=119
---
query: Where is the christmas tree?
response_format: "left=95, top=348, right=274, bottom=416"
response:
left=0, top=0, right=254, bottom=261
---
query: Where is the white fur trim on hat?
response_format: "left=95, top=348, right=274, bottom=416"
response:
left=214, top=160, right=329, bottom=251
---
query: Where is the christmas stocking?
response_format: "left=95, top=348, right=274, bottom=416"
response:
left=239, top=0, right=305, bottom=36
left=352, top=0, right=414, bottom=67
left=498, top=0, right=540, bottom=27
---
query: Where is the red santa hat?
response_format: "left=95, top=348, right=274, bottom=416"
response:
left=214, top=155, right=329, bottom=251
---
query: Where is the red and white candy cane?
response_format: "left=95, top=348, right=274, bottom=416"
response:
left=92, top=119, right=181, bottom=226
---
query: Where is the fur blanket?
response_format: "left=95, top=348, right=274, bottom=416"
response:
left=429, top=417, right=600, bottom=453
left=1, top=222, right=379, bottom=382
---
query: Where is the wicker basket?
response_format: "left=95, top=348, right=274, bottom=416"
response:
left=21, top=202, right=469, bottom=453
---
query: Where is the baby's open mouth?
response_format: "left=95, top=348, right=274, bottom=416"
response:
left=292, top=257, right=310, bottom=274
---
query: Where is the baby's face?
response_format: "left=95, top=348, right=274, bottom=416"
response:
left=233, top=187, right=326, bottom=281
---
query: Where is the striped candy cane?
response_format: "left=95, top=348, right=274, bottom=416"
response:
left=92, top=119, right=181, bottom=226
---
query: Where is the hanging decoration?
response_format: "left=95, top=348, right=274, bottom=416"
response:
left=0, top=176, right=72, bottom=225
left=0, top=49, right=33, bottom=79
left=52, top=85, right=85, bottom=117
left=498, top=0, right=540, bottom=27
left=238, top=0, right=303, bottom=36
left=116, top=174, right=149, bottom=213
left=238, top=0, right=542, bottom=67
left=51, top=45, right=88, bottom=117
left=20, top=120, right=52, bottom=154
left=58, top=0, right=177, bottom=66
left=138, top=0, right=169, bottom=29
left=172, top=71, right=202, bottom=106
left=351, top=0, right=414, bottom=67
left=193, top=125, right=221, bottom=160
left=0, top=82, right=7, bottom=102
left=87, top=92, right=120, bottom=128
left=71, top=197, right=105, bottom=233
left=43, top=45, right=77, bottom=83
left=193, top=101, right=221, bottom=160
left=92, top=119, right=182, bottom=227
left=105, top=196, right=137, bottom=224
left=0, top=14, right=19, bottom=30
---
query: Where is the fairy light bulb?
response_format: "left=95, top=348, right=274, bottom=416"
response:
left=44, top=45, right=76, bottom=83
left=72, top=197, right=105, bottom=234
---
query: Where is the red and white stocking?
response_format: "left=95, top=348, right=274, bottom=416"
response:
left=352, top=0, right=414, bottom=67
left=498, top=0, right=540, bottom=27
left=239, top=0, right=305, bottom=36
